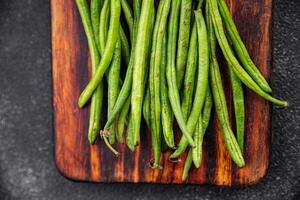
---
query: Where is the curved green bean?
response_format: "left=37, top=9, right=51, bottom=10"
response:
left=75, top=0, right=103, bottom=144
left=208, top=0, right=287, bottom=107
left=208, top=3, right=245, bottom=167
left=171, top=8, right=209, bottom=158
left=103, top=0, right=142, bottom=131
left=131, top=0, right=155, bottom=145
left=166, top=0, right=195, bottom=147
left=176, top=0, right=192, bottom=88
left=78, top=0, right=121, bottom=107
left=218, top=0, right=272, bottom=93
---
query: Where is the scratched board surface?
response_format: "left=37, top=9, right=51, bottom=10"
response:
left=51, top=0, right=272, bottom=185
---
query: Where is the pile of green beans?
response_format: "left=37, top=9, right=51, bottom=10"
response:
left=75, top=0, right=287, bottom=180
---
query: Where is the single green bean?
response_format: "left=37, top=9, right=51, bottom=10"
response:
left=208, top=0, right=287, bottom=107
left=75, top=0, right=103, bottom=144
left=229, top=68, right=245, bottom=153
left=176, top=0, right=192, bottom=88
left=182, top=149, right=193, bottom=181
left=103, top=0, right=142, bottom=130
left=171, top=8, right=209, bottom=158
left=207, top=3, right=245, bottom=167
left=108, top=37, right=121, bottom=144
left=99, top=0, right=110, bottom=56
left=121, top=0, right=134, bottom=40
left=166, top=0, right=195, bottom=147
left=117, top=96, right=131, bottom=142
left=160, top=34, right=175, bottom=148
left=192, top=112, right=203, bottom=168
left=90, top=0, right=102, bottom=52
left=78, top=0, right=121, bottom=107
left=120, top=26, right=131, bottom=65
left=126, top=111, right=135, bottom=151
left=131, top=0, right=155, bottom=145
left=218, top=0, right=272, bottom=93
left=143, top=88, right=151, bottom=128
left=181, top=21, right=197, bottom=122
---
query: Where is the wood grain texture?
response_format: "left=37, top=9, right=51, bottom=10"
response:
left=51, top=0, right=272, bottom=185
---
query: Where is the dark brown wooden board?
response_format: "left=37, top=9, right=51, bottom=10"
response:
left=51, top=0, right=272, bottom=186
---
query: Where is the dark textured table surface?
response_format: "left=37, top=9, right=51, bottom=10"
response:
left=0, top=0, right=299, bottom=200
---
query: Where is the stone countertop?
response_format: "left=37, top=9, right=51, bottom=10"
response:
left=0, top=0, right=299, bottom=199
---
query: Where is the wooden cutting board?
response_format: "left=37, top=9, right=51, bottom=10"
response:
left=51, top=0, right=272, bottom=186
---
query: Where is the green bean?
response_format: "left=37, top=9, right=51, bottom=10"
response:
left=90, top=0, right=102, bottom=52
left=218, top=0, right=272, bottom=93
left=192, top=112, right=203, bottom=168
left=160, top=34, right=175, bottom=148
left=208, top=0, right=287, bottom=107
left=108, top=37, right=121, bottom=144
left=171, top=8, right=209, bottom=158
left=181, top=22, right=197, bottom=122
left=102, top=0, right=142, bottom=131
left=143, top=88, right=151, bottom=128
left=121, top=0, right=133, bottom=40
left=99, top=0, right=110, bottom=56
left=182, top=149, right=193, bottom=181
left=117, top=96, right=131, bottom=142
left=202, top=87, right=213, bottom=132
left=182, top=87, right=213, bottom=180
left=166, top=0, right=195, bottom=147
left=131, top=0, right=155, bottom=145
left=75, top=0, right=103, bottom=144
left=176, top=0, right=192, bottom=88
left=120, top=26, right=131, bottom=65
left=78, top=0, right=121, bottom=107
left=149, top=0, right=171, bottom=168
left=229, top=68, right=245, bottom=153
left=207, top=3, right=245, bottom=167
left=126, top=111, right=135, bottom=151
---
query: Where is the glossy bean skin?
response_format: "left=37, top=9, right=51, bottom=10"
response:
left=103, top=0, right=142, bottom=131
left=207, top=4, right=245, bottom=167
left=131, top=0, right=155, bottom=145
left=218, top=0, right=272, bottom=93
left=75, top=0, right=104, bottom=144
left=176, top=0, right=193, bottom=88
left=90, top=0, right=102, bottom=52
left=78, top=0, right=121, bottom=107
left=229, top=68, right=245, bottom=153
left=120, top=0, right=133, bottom=40
left=108, top=37, right=121, bottom=144
left=208, top=0, right=287, bottom=107
left=160, top=34, right=175, bottom=148
left=171, top=7, right=209, bottom=158
left=166, top=0, right=195, bottom=147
